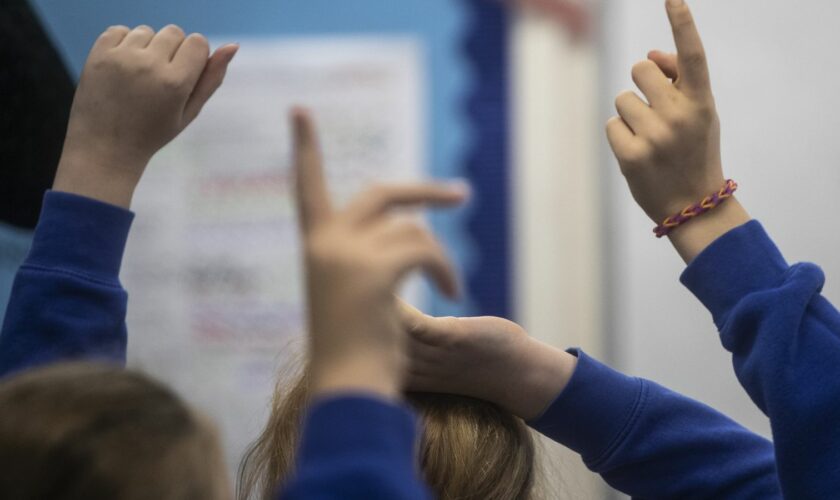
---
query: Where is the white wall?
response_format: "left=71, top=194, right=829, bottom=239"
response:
left=516, top=1, right=840, bottom=498
left=512, top=7, right=608, bottom=499
left=603, top=0, right=840, bottom=444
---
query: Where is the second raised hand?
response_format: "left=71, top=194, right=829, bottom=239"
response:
left=292, top=109, right=468, bottom=399
left=53, top=25, right=238, bottom=209
left=606, top=0, right=750, bottom=262
left=400, top=301, right=578, bottom=421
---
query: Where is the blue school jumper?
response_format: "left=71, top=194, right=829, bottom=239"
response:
left=2, top=191, right=825, bottom=498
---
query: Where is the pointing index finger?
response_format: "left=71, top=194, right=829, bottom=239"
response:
left=292, top=109, right=332, bottom=233
left=665, top=0, right=711, bottom=93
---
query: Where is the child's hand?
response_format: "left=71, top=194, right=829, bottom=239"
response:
left=607, top=0, right=749, bottom=262
left=53, top=25, right=238, bottom=208
left=400, top=302, right=577, bottom=421
left=607, top=0, right=720, bottom=223
left=293, top=110, right=467, bottom=400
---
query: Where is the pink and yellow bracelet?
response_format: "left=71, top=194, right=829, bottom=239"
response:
left=653, top=179, right=738, bottom=238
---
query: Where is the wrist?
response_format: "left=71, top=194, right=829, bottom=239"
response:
left=310, top=352, right=403, bottom=401
left=501, top=338, right=577, bottom=421
left=668, top=196, right=751, bottom=263
left=53, top=148, right=147, bottom=209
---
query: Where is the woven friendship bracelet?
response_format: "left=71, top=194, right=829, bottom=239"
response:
left=654, top=179, right=739, bottom=238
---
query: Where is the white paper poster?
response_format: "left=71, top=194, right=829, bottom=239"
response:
left=122, top=37, right=426, bottom=475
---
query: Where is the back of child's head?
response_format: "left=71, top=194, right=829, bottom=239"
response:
left=238, top=367, right=538, bottom=500
left=0, top=362, right=229, bottom=500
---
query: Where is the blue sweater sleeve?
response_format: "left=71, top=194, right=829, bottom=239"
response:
left=279, top=396, right=432, bottom=500
left=681, top=220, right=840, bottom=499
left=530, top=350, right=780, bottom=499
left=0, top=191, right=133, bottom=378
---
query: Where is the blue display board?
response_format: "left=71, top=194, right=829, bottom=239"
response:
left=29, top=0, right=510, bottom=318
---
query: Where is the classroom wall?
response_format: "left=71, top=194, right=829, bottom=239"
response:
left=27, top=0, right=478, bottom=479
left=0, top=226, right=32, bottom=322
left=30, top=0, right=476, bottom=320
left=602, top=0, right=840, bottom=445
left=512, top=7, right=607, bottom=499
left=9, top=1, right=838, bottom=497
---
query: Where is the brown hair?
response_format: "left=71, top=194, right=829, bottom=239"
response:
left=238, top=367, right=538, bottom=500
left=0, top=362, right=229, bottom=500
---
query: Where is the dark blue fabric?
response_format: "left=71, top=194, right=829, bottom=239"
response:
left=6, top=192, right=833, bottom=499
left=0, top=191, right=132, bottom=377
left=279, top=396, right=431, bottom=500
left=462, top=0, right=511, bottom=318
left=0, top=192, right=430, bottom=499
left=530, top=350, right=781, bottom=499
left=682, top=220, right=840, bottom=499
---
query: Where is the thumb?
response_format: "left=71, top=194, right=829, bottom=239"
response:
left=398, top=299, right=426, bottom=331
left=183, top=43, right=239, bottom=124
left=398, top=299, right=457, bottom=343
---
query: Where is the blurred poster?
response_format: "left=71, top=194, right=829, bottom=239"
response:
left=121, top=37, right=425, bottom=474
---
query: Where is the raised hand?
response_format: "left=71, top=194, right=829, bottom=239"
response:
left=53, top=25, right=238, bottom=208
left=607, top=0, right=750, bottom=261
left=292, top=110, right=467, bottom=399
left=401, top=301, right=577, bottom=421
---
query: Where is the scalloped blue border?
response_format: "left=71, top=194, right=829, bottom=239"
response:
left=30, top=0, right=509, bottom=318
left=462, top=0, right=511, bottom=318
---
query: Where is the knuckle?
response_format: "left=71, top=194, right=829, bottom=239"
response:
left=406, top=317, right=427, bottom=336
left=164, top=24, right=185, bottom=37
left=160, top=73, right=189, bottom=92
left=621, top=143, right=651, bottom=167
left=104, top=25, right=129, bottom=35
left=90, top=54, right=117, bottom=71
left=615, top=90, right=634, bottom=108
left=630, top=60, right=653, bottom=80
left=614, top=95, right=624, bottom=110
left=134, top=56, right=157, bottom=75
left=648, top=127, right=674, bottom=147
left=683, top=50, right=707, bottom=69
left=665, top=110, right=690, bottom=130
left=693, top=101, right=716, bottom=121
left=187, top=33, right=210, bottom=52
left=605, top=116, right=622, bottom=133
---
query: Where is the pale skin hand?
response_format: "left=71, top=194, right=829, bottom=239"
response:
left=400, top=302, right=578, bottom=421
left=292, top=110, right=467, bottom=400
left=53, top=25, right=239, bottom=208
left=606, top=0, right=750, bottom=263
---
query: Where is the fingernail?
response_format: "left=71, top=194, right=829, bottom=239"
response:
left=667, top=0, right=685, bottom=7
left=290, top=106, right=309, bottom=121
left=225, top=43, right=239, bottom=60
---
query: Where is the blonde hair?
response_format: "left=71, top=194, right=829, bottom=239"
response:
left=0, top=362, right=229, bottom=500
left=238, top=367, right=538, bottom=500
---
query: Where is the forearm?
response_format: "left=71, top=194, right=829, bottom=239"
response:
left=0, top=191, right=133, bottom=377
left=682, top=220, right=840, bottom=497
left=668, top=196, right=751, bottom=263
left=498, top=338, right=577, bottom=421
left=52, top=148, right=146, bottom=210
left=529, top=350, right=781, bottom=499
left=310, top=354, right=402, bottom=402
